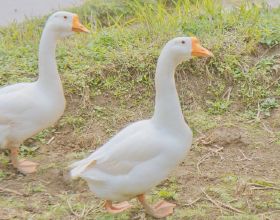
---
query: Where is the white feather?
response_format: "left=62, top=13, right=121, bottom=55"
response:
left=69, top=38, right=196, bottom=202
left=0, top=11, right=83, bottom=150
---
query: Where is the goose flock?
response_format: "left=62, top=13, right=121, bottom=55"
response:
left=0, top=11, right=213, bottom=218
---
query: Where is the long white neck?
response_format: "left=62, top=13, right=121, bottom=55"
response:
left=37, top=26, right=63, bottom=94
left=152, top=52, right=186, bottom=129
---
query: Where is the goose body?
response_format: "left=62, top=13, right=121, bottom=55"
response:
left=0, top=11, right=89, bottom=174
left=72, top=119, right=192, bottom=201
left=71, top=37, right=213, bottom=218
left=0, top=81, right=65, bottom=148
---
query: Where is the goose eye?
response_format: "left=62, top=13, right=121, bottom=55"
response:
left=181, top=40, right=185, bottom=44
left=64, top=16, right=67, bottom=20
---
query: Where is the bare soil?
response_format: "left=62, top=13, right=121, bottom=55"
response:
left=1, top=106, right=280, bottom=219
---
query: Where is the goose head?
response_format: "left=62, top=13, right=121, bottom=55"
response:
left=161, top=37, right=213, bottom=65
left=45, top=11, right=90, bottom=38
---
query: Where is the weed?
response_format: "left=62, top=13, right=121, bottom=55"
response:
left=260, top=97, right=278, bottom=117
left=32, top=129, right=54, bottom=144
left=0, top=170, right=7, bottom=180
left=19, top=145, right=39, bottom=156
left=217, top=215, right=260, bottom=220
left=157, top=189, right=177, bottom=200
left=60, top=115, right=86, bottom=130
left=222, top=174, right=239, bottom=185
left=207, top=100, right=231, bottom=115
left=186, top=110, right=217, bottom=134
left=28, top=184, right=46, bottom=193
left=0, top=153, right=9, bottom=166
left=175, top=205, right=208, bottom=219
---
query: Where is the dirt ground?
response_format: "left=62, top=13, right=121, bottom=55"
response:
left=1, top=105, right=280, bottom=219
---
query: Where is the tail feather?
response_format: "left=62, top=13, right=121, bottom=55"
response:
left=70, top=157, right=97, bottom=179
left=69, top=158, right=87, bottom=169
left=69, top=147, right=109, bottom=179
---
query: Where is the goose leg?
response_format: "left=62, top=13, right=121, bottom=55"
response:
left=10, top=147, right=38, bottom=174
left=137, top=194, right=176, bottom=218
left=104, top=200, right=132, bottom=214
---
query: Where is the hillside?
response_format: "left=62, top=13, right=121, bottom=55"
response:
left=0, top=0, right=280, bottom=219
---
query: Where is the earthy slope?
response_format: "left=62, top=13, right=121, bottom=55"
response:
left=0, top=0, right=280, bottom=219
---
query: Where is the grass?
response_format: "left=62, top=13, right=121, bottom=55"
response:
left=0, top=0, right=279, bottom=219
left=1, top=0, right=279, bottom=114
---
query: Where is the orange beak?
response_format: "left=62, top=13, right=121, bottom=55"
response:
left=72, top=14, right=90, bottom=33
left=191, top=37, right=213, bottom=57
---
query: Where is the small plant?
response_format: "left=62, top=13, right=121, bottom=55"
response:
left=0, top=170, right=7, bottom=181
left=157, top=189, right=177, bottom=200
left=20, top=145, right=39, bottom=156
left=250, top=179, right=275, bottom=187
left=222, top=174, right=239, bottom=184
left=260, top=97, right=278, bottom=117
left=156, top=177, right=178, bottom=200
left=60, top=115, right=86, bottom=130
left=27, top=183, right=46, bottom=193
left=207, top=100, right=231, bottom=115
left=243, top=109, right=257, bottom=120
left=0, top=153, right=9, bottom=166
left=256, top=58, right=275, bottom=72
left=32, top=129, right=54, bottom=144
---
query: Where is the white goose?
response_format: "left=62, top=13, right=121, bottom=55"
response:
left=0, top=11, right=89, bottom=174
left=70, top=37, right=213, bottom=218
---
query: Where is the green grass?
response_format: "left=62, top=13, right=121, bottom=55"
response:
left=0, top=0, right=279, bottom=119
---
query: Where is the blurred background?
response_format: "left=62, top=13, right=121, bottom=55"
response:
left=0, top=0, right=279, bottom=27
left=0, top=0, right=84, bottom=26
